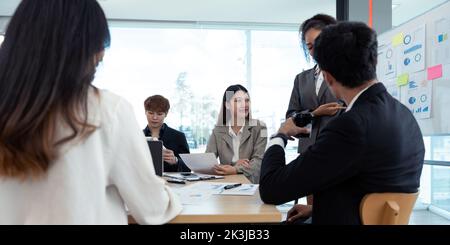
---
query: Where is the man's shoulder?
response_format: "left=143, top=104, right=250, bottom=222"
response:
left=324, top=109, right=366, bottom=135
left=164, top=125, right=186, bottom=137
left=142, top=126, right=150, bottom=136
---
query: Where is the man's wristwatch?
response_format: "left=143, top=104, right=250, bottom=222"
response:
left=270, top=133, right=289, bottom=146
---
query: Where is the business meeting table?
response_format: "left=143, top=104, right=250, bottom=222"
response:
left=128, top=174, right=282, bottom=224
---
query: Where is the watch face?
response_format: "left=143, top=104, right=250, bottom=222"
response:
left=293, top=112, right=313, bottom=127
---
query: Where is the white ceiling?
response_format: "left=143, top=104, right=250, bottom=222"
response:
left=0, top=0, right=449, bottom=27
left=0, top=0, right=335, bottom=24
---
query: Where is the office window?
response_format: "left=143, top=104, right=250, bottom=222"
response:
left=423, top=135, right=450, bottom=213
left=93, top=25, right=305, bottom=153
left=431, top=165, right=450, bottom=211
left=424, top=135, right=450, bottom=162
left=250, top=30, right=313, bottom=161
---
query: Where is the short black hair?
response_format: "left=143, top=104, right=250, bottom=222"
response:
left=313, top=21, right=378, bottom=88
left=300, top=14, right=337, bottom=61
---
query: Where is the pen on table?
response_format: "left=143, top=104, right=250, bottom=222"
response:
left=224, top=183, right=242, bottom=190
left=166, top=178, right=186, bottom=184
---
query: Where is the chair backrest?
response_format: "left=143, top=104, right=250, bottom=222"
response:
left=360, top=192, right=419, bottom=225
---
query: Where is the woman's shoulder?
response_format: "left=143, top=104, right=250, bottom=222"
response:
left=89, top=88, right=134, bottom=125
left=210, top=125, right=228, bottom=136
left=248, top=119, right=266, bottom=129
left=296, top=66, right=315, bottom=78
left=103, top=89, right=134, bottom=110
left=96, top=89, right=126, bottom=108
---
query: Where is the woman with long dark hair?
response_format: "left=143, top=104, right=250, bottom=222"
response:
left=0, top=0, right=181, bottom=225
left=206, top=85, right=267, bottom=184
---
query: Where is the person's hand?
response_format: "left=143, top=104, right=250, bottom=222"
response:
left=163, top=149, right=177, bottom=165
left=214, top=164, right=237, bottom=175
left=236, top=159, right=251, bottom=169
left=312, top=102, right=346, bottom=117
left=286, top=204, right=313, bottom=223
left=278, top=118, right=310, bottom=138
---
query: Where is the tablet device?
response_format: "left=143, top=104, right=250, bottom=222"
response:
left=146, top=138, right=163, bottom=176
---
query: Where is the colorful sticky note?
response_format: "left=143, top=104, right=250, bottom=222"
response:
left=427, top=64, right=443, bottom=80
left=397, top=73, right=409, bottom=86
left=392, top=33, right=404, bottom=47
left=437, top=34, right=447, bottom=43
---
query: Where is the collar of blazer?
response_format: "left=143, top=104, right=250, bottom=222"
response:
left=214, top=122, right=257, bottom=148
left=351, top=82, right=386, bottom=109
left=317, top=77, right=330, bottom=101
left=311, top=65, right=331, bottom=102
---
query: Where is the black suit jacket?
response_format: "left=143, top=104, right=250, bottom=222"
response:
left=143, top=124, right=191, bottom=172
left=260, top=83, right=425, bottom=225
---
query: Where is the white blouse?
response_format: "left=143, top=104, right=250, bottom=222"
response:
left=228, top=126, right=244, bottom=163
left=0, top=89, right=182, bottom=225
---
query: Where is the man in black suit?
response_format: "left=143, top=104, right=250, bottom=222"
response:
left=143, top=95, right=191, bottom=172
left=259, top=22, right=425, bottom=225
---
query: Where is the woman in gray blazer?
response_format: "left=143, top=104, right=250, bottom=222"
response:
left=286, top=14, right=344, bottom=155
left=206, top=85, right=267, bottom=184
left=285, top=14, right=346, bottom=224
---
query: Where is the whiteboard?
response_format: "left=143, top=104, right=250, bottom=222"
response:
left=376, top=0, right=450, bottom=136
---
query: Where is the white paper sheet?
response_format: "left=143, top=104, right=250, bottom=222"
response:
left=172, top=186, right=215, bottom=205
left=397, top=25, right=426, bottom=74
left=179, top=153, right=219, bottom=174
left=377, top=43, right=397, bottom=81
left=405, top=72, right=432, bottom=119
left=432, top=18, right=450, bottom=65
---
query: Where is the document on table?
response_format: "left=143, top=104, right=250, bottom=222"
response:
left=218, top=183, right=258, bottom=196
left=176, top=182, right=258, bottom=198
left=163, top=172, right=224, bottom=181
left=172, top=184, right=216, bottom=205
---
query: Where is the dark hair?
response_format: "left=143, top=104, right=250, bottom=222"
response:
left=144, top=95, right=170, bottom=114
left=300, top=14, right=337, bottom=61
left=313, top=21, right=378, bottom=88
left=220, top=84, right=250, bottom=126
left=0, top=0, right=110, bottom=179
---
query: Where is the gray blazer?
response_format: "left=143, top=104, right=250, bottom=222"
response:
left=286, top=66, right=341, bottom=154
left=206, top=119, right=267, bottom=184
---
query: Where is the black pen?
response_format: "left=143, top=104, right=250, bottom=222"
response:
left=224, top=183, right=242, bottom=190
left=166, top=178, right=186, bottom=184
